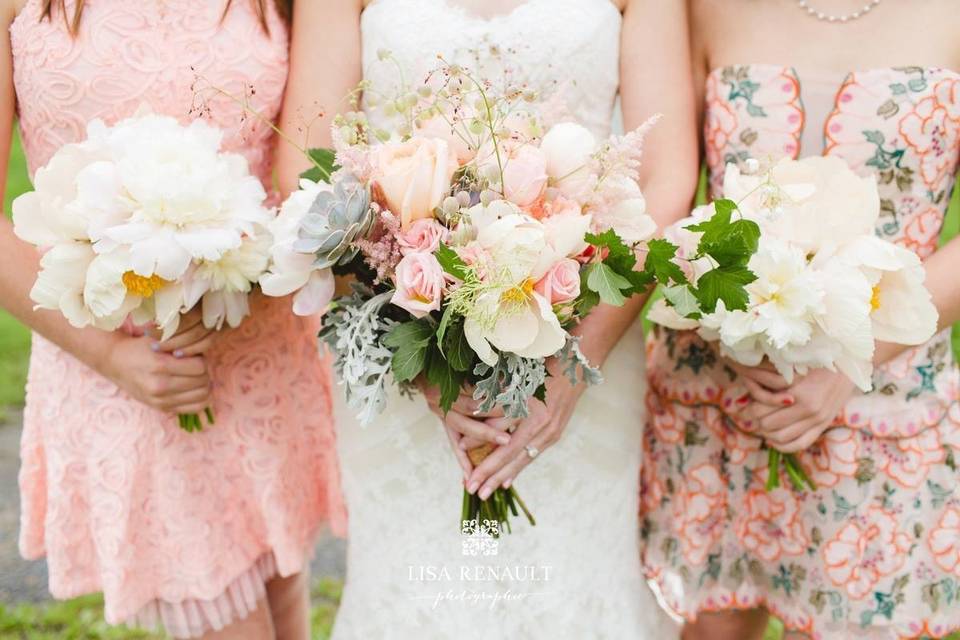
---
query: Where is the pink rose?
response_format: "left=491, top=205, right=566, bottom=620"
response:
left=398, top=219, right=448, bottom=255
left=415, top=115, right=476, bottom=163
left=391, top=251, right=445, bottom=317
left=534, top=258, right=581, bottom=305
left=376, top=138, right=459, bottom=229
left=501, top=145, right=548, bottom=207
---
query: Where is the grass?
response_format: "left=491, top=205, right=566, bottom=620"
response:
left=0, top=578, right=342, bottom=639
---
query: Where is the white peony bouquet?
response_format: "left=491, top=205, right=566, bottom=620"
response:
left=13, top=110, right=274, bottom=431
left=649, top=156, right=939, bottom=489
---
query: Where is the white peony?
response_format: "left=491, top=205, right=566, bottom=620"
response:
left=540, top=122, right=596, bottom=199
left=594, top=195, right=657, bottom=245
left=260, top=179, right=336, bottom=316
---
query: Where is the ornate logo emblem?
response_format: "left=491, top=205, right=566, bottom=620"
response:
left=460, top=518, right=500, bottom=556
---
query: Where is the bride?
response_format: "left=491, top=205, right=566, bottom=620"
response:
left=276, top=0, right=697, bottom=637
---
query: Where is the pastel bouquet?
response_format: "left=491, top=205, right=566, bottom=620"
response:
left=13, top=110, right=274, bottom=432
left=650, top=156, right=939, bottom=490
left=266, top=59, right=759, bottom=532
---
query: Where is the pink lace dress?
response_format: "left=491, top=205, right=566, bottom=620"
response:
left=11, top=1, right=345, bottom=637
left=642, top=65, right=960, bottom=639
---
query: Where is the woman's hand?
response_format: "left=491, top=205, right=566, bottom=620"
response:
left=466, top=373, right=584, bottom=500
left=732, top=362, right=855, bottom=453
left=150, top=307, right=218, bottom=358
left=420, top=382, right=516, bottom=478
left=99, top=333, right=212, bottom=416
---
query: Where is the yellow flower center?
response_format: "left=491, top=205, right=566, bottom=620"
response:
left=122, top=271, right=167, bottom=298
left=501, top=278, right=536, bottom=307
left=870, top=285, right=882, bottom=312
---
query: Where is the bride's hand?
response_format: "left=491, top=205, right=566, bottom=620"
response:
left=419, top=382, right=516, bottom=478
left=465, top=374, right=584, bottom=500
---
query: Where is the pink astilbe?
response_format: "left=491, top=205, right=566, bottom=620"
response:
left=355, top=209, right=404, bottom=284
left=588, top=115, right=660, bottom=211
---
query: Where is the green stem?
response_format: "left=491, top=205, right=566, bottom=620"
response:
left=784, top=454, right=817, bottom=492
left=766, top=448, right=781, bottom=491
left=509, top=487, right=536, bottom=526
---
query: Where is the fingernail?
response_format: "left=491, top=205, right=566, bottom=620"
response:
left=478, top=486, right=491, bottom=500
left=737, top=394, right=750, bottom=405
left=496, top=435, right=510, bottom=445
left=782, top=397, right=795, bottom=407
left=503, top=479, right=511, bottom=489
left=467, top=482, right=479, bottom=494
left=150, top=342, right=160, bottom=352
left=173, top=349, right=184, bottom=358
left=742, top=420, right=754, bottom=431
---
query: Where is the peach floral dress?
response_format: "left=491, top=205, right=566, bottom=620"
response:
left=12, top=1, right=344, bottom=637
left=642, top=65, right=960, bottom=640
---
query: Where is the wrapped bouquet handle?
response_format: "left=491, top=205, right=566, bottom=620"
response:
left=462, top=443, right=535, bottom=535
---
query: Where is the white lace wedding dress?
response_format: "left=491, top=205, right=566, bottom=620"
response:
left=331, top=1, right=678, bottom=638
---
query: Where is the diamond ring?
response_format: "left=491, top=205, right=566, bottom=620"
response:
left=525, top=445, right=539, bottom=459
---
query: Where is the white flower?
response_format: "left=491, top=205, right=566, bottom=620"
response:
left=647, top=298, right=699, bottom=330
left=465, top=289, right=566, bottom=366
left=540, top=122, right=596, bottom=199
left=594, top=195, right=657, bottom=244
left=29, top=242, right=98, bottom=329
left=260, top=179, right=336, bottom=316
left=91, top=114, right=270, bottom=280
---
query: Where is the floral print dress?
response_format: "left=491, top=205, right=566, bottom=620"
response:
left=642, top=65, right=960, bottom=640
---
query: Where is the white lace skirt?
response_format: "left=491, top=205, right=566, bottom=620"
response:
left=331, top=321, right=680, bottom=639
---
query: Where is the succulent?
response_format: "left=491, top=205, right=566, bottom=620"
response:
left=295, top=176, right=375, bottom=269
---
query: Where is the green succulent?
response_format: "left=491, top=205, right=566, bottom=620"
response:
left=295, top=176, right=375, bottom=269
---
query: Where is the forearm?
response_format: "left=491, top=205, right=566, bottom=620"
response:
left=875, top=235, right=960, bottom=365
left=0, top=218, right=119, bottom=374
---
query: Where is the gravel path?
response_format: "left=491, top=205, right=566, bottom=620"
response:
left=0, top=411, right=346, bottom=604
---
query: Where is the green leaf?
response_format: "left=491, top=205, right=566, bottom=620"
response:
left=586, top=229, right=654, bottom=295
left=384, top=319, right=434, bottom=382
left=573, top=284, right=600, bottom=317
left=643, top=238, right=688, bottom=285
left=383, top=319, right=434, bottom=349
left=705, top=219, right=761, bottom=267
left=693, top=265, right=757, bottom=313
left=436, top=243, right=469, bottom=280
left=586, top=262, right=631, bottom=306
left=533, top=383, right=547, bottom=403
left=442, top=319, right=475, bottom=373
left=300, top=147, right=339, bottom=183
left=585, top=229, right=633, bottom=260
left=436, top=304, right=455, bottom=349
left=426, top=346, right=466, bottom=413
left=662, top=284, right=702, bottom=318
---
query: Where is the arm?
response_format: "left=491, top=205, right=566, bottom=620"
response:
left=273, top=0, right=364, bottom=196
left=465, top=0, right=700, bottom=498
left=0, top=1, right=209, bottom=415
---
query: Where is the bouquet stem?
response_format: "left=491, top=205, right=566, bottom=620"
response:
left=766, top=448, right=816, bottom=492
left=177, top=408, right=216, bottom=433
left=461, top=444, right=536, bottom=536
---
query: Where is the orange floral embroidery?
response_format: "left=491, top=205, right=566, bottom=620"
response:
left=734, top=488, right=808, bottom=562
left=900, top=198, right=944, bottom=259
left=876, top=427, right=945, bottom=488
left=899, top=77, right=960, bottom=190
left=929, top=506, right=960, bottom=576
left=800, top=428, right=859, bottom=489
left=672, top=463, right=726, bottom=565
left=822, top=505, right=911, bottom=600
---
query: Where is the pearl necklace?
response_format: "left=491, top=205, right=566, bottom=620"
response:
left=795, top=0, right=883, bottom=23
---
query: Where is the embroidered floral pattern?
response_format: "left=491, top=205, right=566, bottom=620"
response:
left=643, top=65, right=960, bottom=639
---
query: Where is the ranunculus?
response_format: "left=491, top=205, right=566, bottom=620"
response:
left=535, top=258, right=581, bottom=305
left=375, top=137, right=458, bottom=229
left=391, top=251, right=445, bottom=317
left=398, top=218, right=448, bottom=255
left=501, top=145, right=548, bottom=207
left=540, top=122, right=596, bottom=198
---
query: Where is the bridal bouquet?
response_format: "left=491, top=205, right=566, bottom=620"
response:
left=649, top=156, right=939, bottom=490
left=265, top=60, right=760, bottom=533
left=13, top=110, right=274, bottom=432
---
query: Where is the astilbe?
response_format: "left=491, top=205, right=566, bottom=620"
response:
left=354, top=209, right=404, bottom=284
left=588, top=115, right=660, bottom=211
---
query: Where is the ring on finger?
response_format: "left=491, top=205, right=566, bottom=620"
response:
left=524, top=445, right=539, bottom=459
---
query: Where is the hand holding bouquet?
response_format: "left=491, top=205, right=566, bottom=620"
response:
left=265, top=59, right=760, bottom=533
left=13, top=110, right=274, bottom=431
left=650, top=156, right=939, bottom=490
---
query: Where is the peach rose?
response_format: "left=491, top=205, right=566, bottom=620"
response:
left=376, top=138, right=458, bottom=229
left=415, top=115, right=476, bottom=163
left=398, top=218, right=448, bottom=255
left=534, top=258, right=581, bottom=305
left=502, top=145, right=548, bottom=207
left=390, top=251, right=445, bottom=317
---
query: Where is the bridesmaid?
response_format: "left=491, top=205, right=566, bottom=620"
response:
left=0, top=1, right=344, bottom=638
left=643, top=1, right=960, bottom=639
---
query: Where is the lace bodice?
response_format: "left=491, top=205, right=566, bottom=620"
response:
left=11, top=0, right=289, bottom=182
left=360, top=0, right=622, bottom=138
